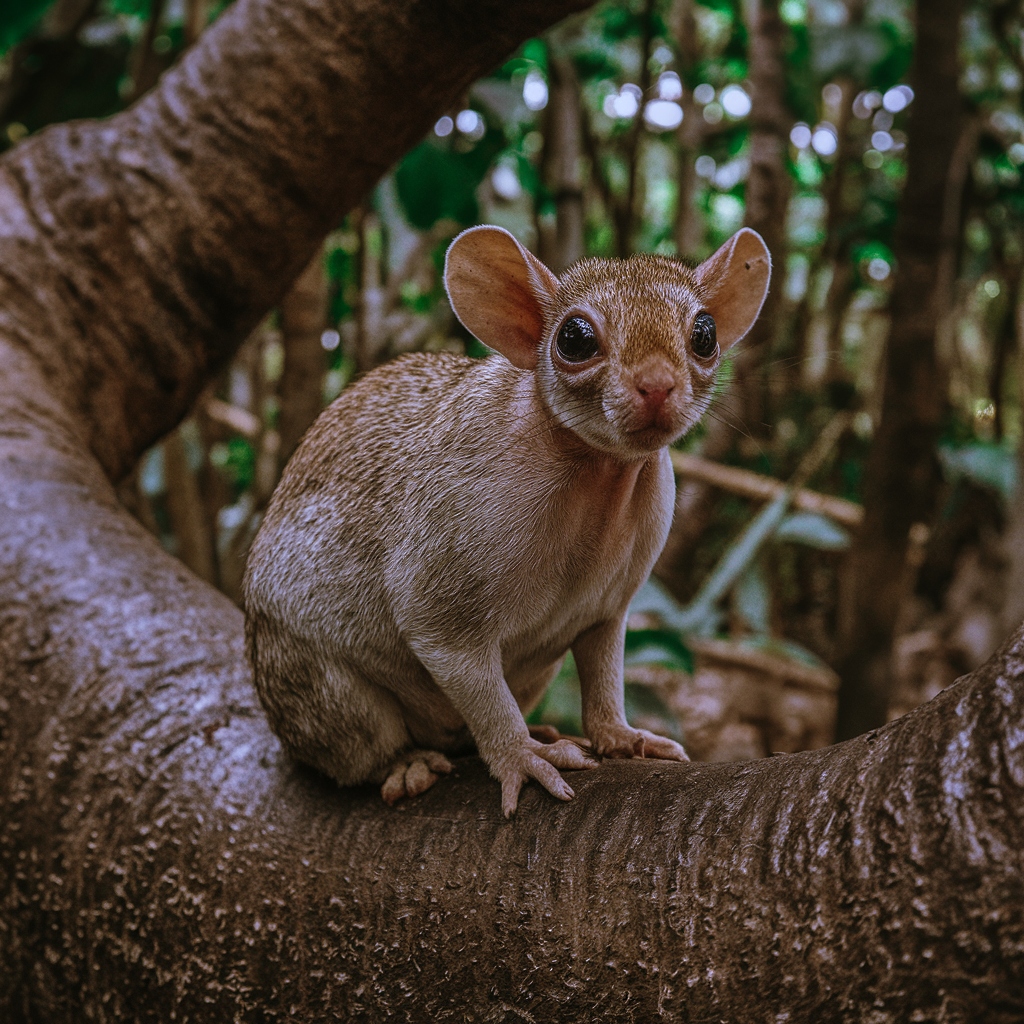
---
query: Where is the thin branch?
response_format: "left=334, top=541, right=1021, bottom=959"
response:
left=671, top=451, right=864, bottom=528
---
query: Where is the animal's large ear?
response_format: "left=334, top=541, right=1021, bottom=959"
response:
left=444, top=226, right=559, bottom=370
left=693, top=228, right=771, bottom=351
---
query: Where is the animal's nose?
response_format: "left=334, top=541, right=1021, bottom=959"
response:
left=633, top=358, right=677, bottom=409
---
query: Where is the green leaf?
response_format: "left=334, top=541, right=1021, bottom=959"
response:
left=395, top=126, right=503, bottom=231
left=733, top=561, right=771, bottom=633
left=938, top=442, right=1017, bottom=500
left=395, top=143, right=479, bottom=230
left=224, top=436, right=255, bottom=493
left=775, top=512, right=851, bottom=550
left=624, top=629, right=695, bottom=674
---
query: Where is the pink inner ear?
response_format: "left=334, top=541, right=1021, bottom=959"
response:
left=695, top=229, right=771, bottom=350
left=444, top=226, right=557, bottom=371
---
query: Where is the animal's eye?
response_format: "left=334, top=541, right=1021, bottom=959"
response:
left=555, top=316, right=599, bottom=363
left=690, top=312, right=717, bottom=359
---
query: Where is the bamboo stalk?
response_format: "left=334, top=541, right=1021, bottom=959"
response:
left=204, top=397, right=261, bottom=439
left=663, top=414, right=853, bottom=636
left=670, top=451, right=864, bottom=529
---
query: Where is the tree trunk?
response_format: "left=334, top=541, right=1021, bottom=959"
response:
left=1, top=0, right=1022, bottom=1020
left=277, top=249, right=329, bottom=467
left=162, top=422, right=218, bottom=584
left=836, top=0, right=964, bottom=739
left=545, top=49, right=586, bottom=273
left=736, top=0, right=791, bottom=433
left=672, top=0, right=706, bottom=259
left=614, top=0, right=655, bottom=257
left=997, top=266, right=1024, bottom=638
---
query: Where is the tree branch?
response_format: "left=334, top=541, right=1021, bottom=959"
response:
left=0, top=0, right=591, bottom=481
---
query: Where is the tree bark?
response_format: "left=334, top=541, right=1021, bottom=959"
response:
left=545, top=49, right=586, bottom=273
left=836, top=0, right=964, bottom=739
left=672, top=0, right=706, bottom=260
left=162, top=422, right=218, bottom=584
left=277, top=249, right=329, bottom=467
left=1, top=0, right=1023, bottom=1020
left=736, top=0, right=792, bottom=433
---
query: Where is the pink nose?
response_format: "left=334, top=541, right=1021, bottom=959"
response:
left=637, top=384, right=673, bottom=409
left=634, top=360, right=677, bottom=410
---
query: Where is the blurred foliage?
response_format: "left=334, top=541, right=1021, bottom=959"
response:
left=0, top=0, right=54, bottom=53
left=4, top=0, right=1024, bottom=727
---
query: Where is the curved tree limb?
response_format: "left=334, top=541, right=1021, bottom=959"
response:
left=0, top=1, right=1022, bottom=1020
left=0, top=0, right=590, bottom=480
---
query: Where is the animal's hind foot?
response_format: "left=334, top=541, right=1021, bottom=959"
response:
left=380, top=749, right=454, bottom=805
left=529, top=723, right=592, bottom=751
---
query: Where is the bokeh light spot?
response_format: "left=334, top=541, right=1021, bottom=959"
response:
left=644, top=100, right=683, bottom=130
left=657, top=71, right=683, bottom=101
left=811, top=124, right=838, bottom=156
left=790, top=123, right=812, bottom=148
left=523, top=71, right=548, bottom=112
left=720, top=85, right=752, bottom=118
left=693, top=83, right=715, bottom=105
left=866, top=258, right=890, bottom=282
left=871, top=130, right=893, bottom=152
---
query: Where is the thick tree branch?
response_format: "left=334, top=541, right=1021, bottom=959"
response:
left=0, top=0, right=591, bottom=481
left=1, top=380, right=1022, bottom=1017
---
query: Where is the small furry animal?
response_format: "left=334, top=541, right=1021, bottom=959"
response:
left=243, top=225, right=770, bottom=815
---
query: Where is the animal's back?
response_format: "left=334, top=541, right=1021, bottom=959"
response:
left=245, top=352, right=498, bottom=629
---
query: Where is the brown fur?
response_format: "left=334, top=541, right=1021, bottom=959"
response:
left=243, top=226, right=770, bottom=815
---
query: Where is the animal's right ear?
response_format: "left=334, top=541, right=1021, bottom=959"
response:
left=444, top=226, right=559, bottom=370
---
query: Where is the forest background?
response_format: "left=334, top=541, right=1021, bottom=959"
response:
left=2, top=0, right=1023, bottom=752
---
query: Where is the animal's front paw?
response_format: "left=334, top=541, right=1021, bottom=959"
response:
left=589, top=723, right=689, bottom=762
left=489, top=737, right=598, bottom=818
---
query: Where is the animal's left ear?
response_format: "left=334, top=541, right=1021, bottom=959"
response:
left=693, top=228, right=771, bottom=351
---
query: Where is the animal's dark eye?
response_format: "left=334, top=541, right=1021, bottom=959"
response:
left=690, top=312, right=717, bottom=359
left=556, top=316, right=599, bottom=363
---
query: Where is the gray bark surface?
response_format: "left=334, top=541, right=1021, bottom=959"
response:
left=0, top=0, right=1022, bottom=1020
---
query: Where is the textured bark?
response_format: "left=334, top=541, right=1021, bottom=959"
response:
left=1, top=398, right=1023, bottom=1020
left=836, top=0, right=963, bottom=739
left=0, top=0, right=590, bottom=485
left=1, top=0, right=1023, bottom=1020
